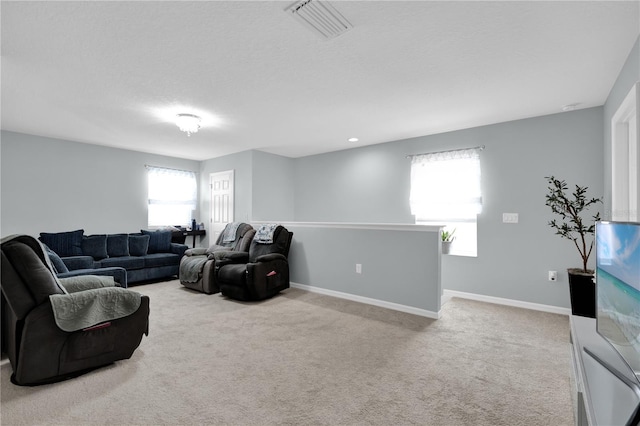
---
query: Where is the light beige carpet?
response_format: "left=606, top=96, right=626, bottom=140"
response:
left=0, top=280, right=573, bottom=425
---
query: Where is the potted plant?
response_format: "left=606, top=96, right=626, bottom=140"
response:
left=441, top=228, right=456, bottom=255
left=545, top=176, right=602, bottom=317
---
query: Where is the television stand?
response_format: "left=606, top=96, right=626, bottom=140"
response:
left=569, top=315, right=640, bottom=426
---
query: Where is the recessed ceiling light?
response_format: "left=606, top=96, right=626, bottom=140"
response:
left=348, top=137, right=359, bottom=142
left=561, top=103, right=580, bottom=112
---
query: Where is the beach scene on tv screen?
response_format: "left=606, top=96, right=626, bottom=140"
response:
left=596, top=222, right=640, bottom=358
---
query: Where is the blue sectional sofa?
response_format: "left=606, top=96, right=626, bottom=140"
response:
left=39, top=229, right=188, bottom=285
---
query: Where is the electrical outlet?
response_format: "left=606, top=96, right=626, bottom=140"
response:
left=503, top=213, right=519, bottom=223
left=548, top=270, right=558, bottom=282
left=356, top=264, right=362, bottom=274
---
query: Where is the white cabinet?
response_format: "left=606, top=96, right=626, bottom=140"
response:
left=570, top=316, right=640, bottom=426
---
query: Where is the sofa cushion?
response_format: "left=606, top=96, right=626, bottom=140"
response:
left=171, top=243, right=188, bottom=257
left=43, top=245, right=70, bottom=274
left=143, top=253, right=181, bottom=268
left=61, top=256, right=95, bottom=270
left=39, top=230, right=84, bottom=257
left=141, top=230, right=172, bottom=254
left=82, top=234, right=108, bottom=260
left=129, top=234, right=150, bottom=256
left=107, top=234, right=130, bottom=257
left=98, top=256, right=145, bottom=270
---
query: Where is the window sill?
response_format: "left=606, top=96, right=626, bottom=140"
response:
left=444, top=250, right=477, bottom=258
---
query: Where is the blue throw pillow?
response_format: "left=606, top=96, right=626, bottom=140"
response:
left=107, top=234, right=130, bottom=257
left=141, top=229, right=172, bottom=253
left=82, top=234, right=108, bottom=260
left=43, top=244, right=69, bottom=274
left=129, top=234, right=150, bottom=256
left=39, top=229, right=84, bottom=257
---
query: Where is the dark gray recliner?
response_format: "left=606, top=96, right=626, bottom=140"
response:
left=179, top=222, right=255, bottom=294
left=215, top=224, right=293, bottom=301
left=1, top=235, right=149, bottom=386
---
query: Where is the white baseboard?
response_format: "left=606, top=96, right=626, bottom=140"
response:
left=290, top=282, right=441, bottom=319
left=443, top=289, right=571, bottom=316
left=288, top=283, right=570, bottom=318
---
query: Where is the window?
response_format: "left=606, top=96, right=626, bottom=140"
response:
left=147, top=166, right=197, bottom=227
left=409, top=147, right=482, bottom=256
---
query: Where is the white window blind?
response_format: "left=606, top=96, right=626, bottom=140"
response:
left=409, top=147, right=482, bottom=221
left=147, top=166, right=197, bottom=227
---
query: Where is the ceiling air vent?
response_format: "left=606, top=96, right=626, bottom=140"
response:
left=285, top=0, right=353, bottom=40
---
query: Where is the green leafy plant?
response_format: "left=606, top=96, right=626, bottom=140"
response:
left=441, top=228, right=456, bottom=242
left=545, top=176, right=602, bottom=273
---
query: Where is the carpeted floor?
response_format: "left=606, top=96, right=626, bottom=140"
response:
left=0, top=280, right=573, bottom=425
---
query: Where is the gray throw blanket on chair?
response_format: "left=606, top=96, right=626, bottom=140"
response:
left=179, top=255, right=206, bottom=283
left=222, top=221, right=242, bottom=242
left=50, top=287, right=141, bottom=332
left=59, top=275, right=116, bottom=292
left=254, top=223, right=278, bottom=244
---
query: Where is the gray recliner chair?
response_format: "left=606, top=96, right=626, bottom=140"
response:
left=179, top=222, right=255, bottom=294
left=1, top=235, right=149, bottom=386
left=215, top=224, right=293, bottom=301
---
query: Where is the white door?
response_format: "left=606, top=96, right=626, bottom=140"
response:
left=210, top=170, right=235, bottom=243
left=612, top=83, right=640, bottom=222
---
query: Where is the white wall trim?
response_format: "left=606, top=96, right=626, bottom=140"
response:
left=290, top=282, right=441, bottom=319
left=252, top=221, right=442, bottom=233
left=290, top=284, right=570, bottom=318
left=443, top=289, right=571, bottom=316
left=611, top=81, right=640, bottom=221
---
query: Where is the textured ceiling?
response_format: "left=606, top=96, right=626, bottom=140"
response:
left=1, top=1, right=639, bottom=160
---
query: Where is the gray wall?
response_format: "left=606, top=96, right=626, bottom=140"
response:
left=0, top=130, right=199, bottom=237
left=199, top=150, right=254, bottom=247
left=199, top=149, right=295, bottom=246
left=285, top=224, right=441, bottom=314
left=0, top=107, right=608, bottom=311
left=603, top=36, right=640, bottom=218
left=294, top=145, right=414, bottom=223
left=7, top=31, right=638, bottom=311
left=291, top=108, right=605, bottom=309
left=0, top=135, right=296, bottom=246
left=251, top=150, right=295, bottom=222
left=442, top=109, right=603, bottom=307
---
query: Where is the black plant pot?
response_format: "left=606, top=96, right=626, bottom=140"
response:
left=568, top=269, right=596, bottom=318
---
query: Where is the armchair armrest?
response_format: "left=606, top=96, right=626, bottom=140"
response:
left=212, top=250, right=248, bottom=263
left=57, top=267, right=128, bottom=288
left=49, top=287, right=142, bottom=332
left=184, top=248, right=207, bottom=257
left=212, top=250, right=249, bottom=269
left=62, top=256, right=94, bottom=270
left=254, top=253, right=287, bottom=263
left=59, top=275, right=117, bottom=293
left=206, top=244, right=229, bottom=255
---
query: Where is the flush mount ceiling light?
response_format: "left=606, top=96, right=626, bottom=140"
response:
left=348, top=137, right=359, bottom=142
left=175, top=114, right=201, bottom=136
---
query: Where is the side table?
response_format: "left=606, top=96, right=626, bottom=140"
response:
left=184, top=229, right=206, bottom=248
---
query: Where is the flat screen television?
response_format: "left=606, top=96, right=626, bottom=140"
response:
left=595, top=221, right=640, bottom=383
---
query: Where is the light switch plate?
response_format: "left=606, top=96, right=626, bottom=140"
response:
left=503, top=213, right=519, bottom=223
